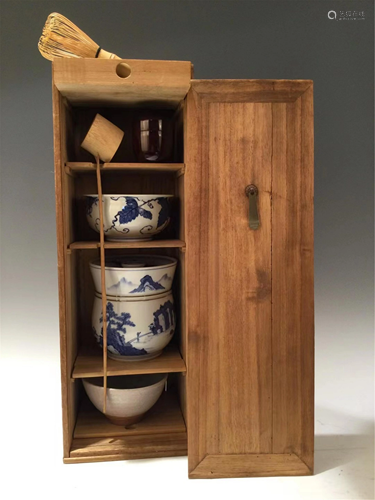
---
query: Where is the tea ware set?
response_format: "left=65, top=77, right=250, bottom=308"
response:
left=90, top=255, right=177, bottom=362
left=81, top=114, right=176, bottom=426
left=81, top=112, right=173, bottom=164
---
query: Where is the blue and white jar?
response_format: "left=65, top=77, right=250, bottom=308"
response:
left=92, top=290, right=176, bottom=362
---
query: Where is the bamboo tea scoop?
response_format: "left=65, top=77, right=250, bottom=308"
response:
left=81, top=114, right=124, bottom=163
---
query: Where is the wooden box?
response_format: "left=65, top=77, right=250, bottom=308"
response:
left=52, top=58, right=314, bottom=478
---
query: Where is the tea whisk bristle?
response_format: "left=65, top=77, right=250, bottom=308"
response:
left=38, top=12, right=119, bottom=60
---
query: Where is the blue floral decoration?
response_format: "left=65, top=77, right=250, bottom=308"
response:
left=115, top=197, right=152, bottom=225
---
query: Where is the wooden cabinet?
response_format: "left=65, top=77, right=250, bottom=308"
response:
left=52, top=59, right=314, bottom=478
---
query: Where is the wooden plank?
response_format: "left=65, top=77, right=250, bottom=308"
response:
left=192, top=79, right=312, bottom=103
left=299, top=86, right=315, bottom=470
left=271, top=85, right=314, bottom=472
left=177, top=99, right=188, bottom=423
left=189, top=453, right=312, bottom=479
left=69, top=241, right=99, bottom=250
left=72, top=344, right=186, bottom=378
left=185, top=84, right=273, bottom=476
left=65, top=162, right=184, bottom=173
left=177, top=101, right=187, bottom=419
left=69, top=432, right=187, bottom=461
left=52, top=84, right=80, bottom=460
left=53, top=59, right=192, bottom=107
left=69, top=239, right=186, bottom=250
left=74, top=391, right=186, bottom=438
left=52, top=82, right=70, bottom=459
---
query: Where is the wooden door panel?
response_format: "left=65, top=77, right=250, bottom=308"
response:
left=185, top=88, right=273, bottom=469
left=204, top=101, right=273, bottom=457
left=185, top=81, right=314, bottom=478
left=272, top=88, right=314, bottom=469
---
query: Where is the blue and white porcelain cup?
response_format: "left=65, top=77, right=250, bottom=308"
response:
left=89, top=255, right=177, bottom=297
left=92, top=290, right=176, bottom=362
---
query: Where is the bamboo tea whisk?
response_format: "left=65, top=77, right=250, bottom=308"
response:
left=38, top=13, right=120, bottom=60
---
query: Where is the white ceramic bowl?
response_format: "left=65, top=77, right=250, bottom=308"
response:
left=85, top=194, right=173, bottom=241
left=90, top=255, right=177, bottom=297
left=92, top=290, right=175, bottom=361
left=83, top=374, right=167, bottom=426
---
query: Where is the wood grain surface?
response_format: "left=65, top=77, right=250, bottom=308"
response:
left=191, top=79, right=312, bottom=103
left=185, top=81, right=314, bottom=478
left=74, top=390, right=186, bottom=439
left=69, top=390, right=187, bottom=462
left=68, top=240, right=186, bottom=251
left=81, top=114, right=124, bottom=162
left=65, top=162, right=184, bottom=174
left=53, top=58, right=192, bottom=107
left=53, top=85, right=80, bottom=459
left=72, top=344, right=186, bottom=378
left=67, top=432, right=187, bottom=463
left=189, top=453, right=312, bottom=479
left=185, top=88, right=273, bottom=470
left=271, top=86, right=314, bottom=471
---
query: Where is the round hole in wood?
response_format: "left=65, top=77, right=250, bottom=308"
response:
left=116, top=62, right=132, bottom=79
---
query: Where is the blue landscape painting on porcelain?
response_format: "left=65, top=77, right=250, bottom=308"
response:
left=93, top=303, right=145, bottom=356
left=93, top=298, right=175, bottom=357
left=89, top=255, right=177, bottom=297
left=86, top=195, right=170, bottom=239
left=107, top=273, right=172, bottom=295
left=129, top=275, right=165, bottom=294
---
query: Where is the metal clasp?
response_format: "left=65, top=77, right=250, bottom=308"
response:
left=245, top=184, right=260, bottom=230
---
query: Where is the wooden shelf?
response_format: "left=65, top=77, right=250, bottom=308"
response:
left=67, top=391, right=187, bottom=463
left=65, top=162, right=185, bottom=175
left=72, top=344, right=186, bottom=379
left=74, top=390, right=185, bottom=439
left=68, top=239, right=186, bottom=251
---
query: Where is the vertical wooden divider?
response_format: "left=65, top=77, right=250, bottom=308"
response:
left=95, top=156, right=108, bottom=414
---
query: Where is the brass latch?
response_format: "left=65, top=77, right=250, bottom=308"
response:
left=245, top=184, right=259, bottom=230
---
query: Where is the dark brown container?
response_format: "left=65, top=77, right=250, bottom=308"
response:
left=133, top=113, right=174, bottom=162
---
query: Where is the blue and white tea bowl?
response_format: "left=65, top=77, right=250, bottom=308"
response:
left=92, top=290, right=176, bottom=361
left=90, top=255, right=177, bottom=297
left=85, top=194, right=173, bottom=241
